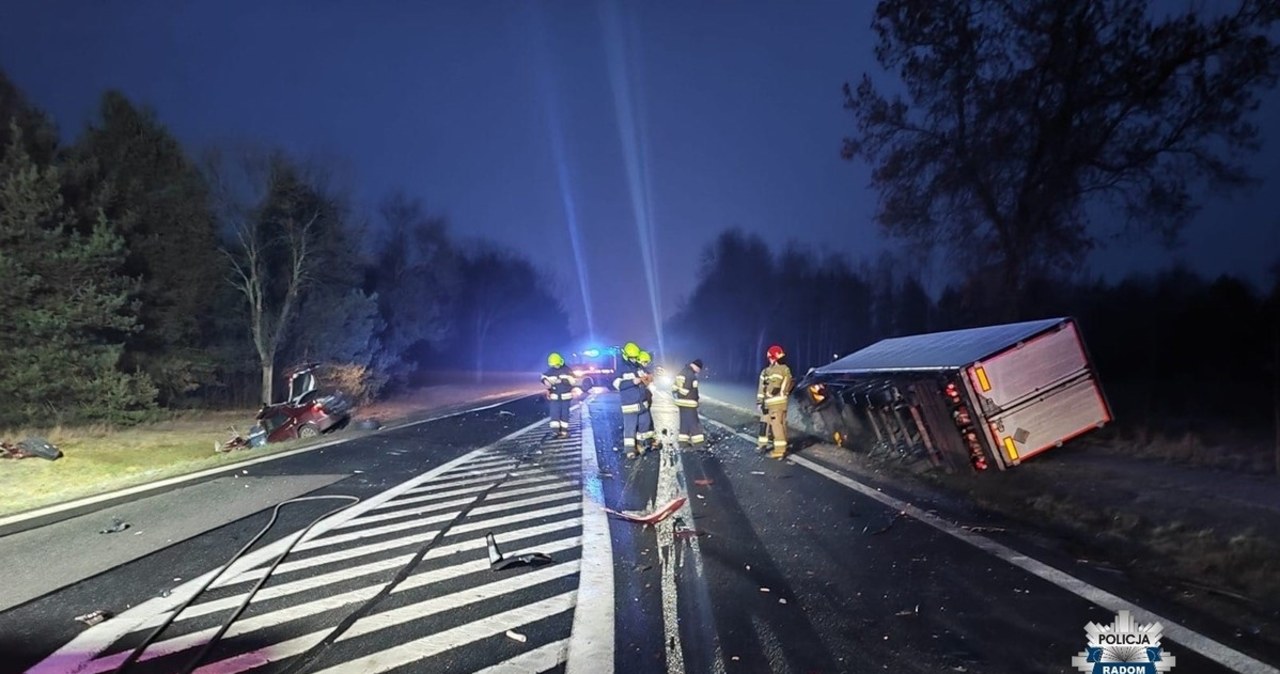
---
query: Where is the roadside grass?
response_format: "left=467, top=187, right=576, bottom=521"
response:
left=1090, top=424, right=1275, bottom=475
left=0, top=409, right=298, bottom=518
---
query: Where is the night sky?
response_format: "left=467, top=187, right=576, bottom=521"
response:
left=1, top=1, right=1277, bottom=347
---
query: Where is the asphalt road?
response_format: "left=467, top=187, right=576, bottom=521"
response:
left=3, top=390, right=1278, bottom=674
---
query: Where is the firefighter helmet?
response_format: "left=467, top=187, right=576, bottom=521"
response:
left=766, top=344, right=785, bottom=362
left=622, top=342, right=641, bottom=359
left=638, top=350, right=652, bottom=366
left=548, top=352, right=565, bottom=368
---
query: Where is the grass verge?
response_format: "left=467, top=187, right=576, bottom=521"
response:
left=0, top=410, right=306, bottom=518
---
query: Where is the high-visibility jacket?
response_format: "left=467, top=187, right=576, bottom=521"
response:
left=672, top=364, right=700, bottom=407
left=757, top=362, right=792, bottom=410
left=612, top=358, right=646, bottom=411
left=541, top=365, right=577, bottom=400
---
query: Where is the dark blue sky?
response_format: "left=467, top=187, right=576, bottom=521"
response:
left=1, top=1, right=1277, bottom=347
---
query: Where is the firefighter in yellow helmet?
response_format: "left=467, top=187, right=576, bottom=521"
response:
left=612, top=342, right=646, bottom=455
left=757, top=344, right=793, bottom=458
left=672, top=358, right=704, bottom=445
left=541, top=352, right=577, bottom=438
left=636, top=350, right=656, bottom=450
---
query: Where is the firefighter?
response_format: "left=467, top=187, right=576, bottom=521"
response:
left=672, top=358, right=705, bottom=445
left=541, top=352, right=577, bottom=438
left=757, top=344, right=793, bottom=459
left=636, top=350, right=657, bottom=450
left=612, top=341, right=646, bottom=456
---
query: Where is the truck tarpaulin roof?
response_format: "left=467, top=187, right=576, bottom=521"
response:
left=815, top=317, right=1068, bottom=376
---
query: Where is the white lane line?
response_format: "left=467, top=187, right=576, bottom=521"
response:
left=333, top=496, right=476, bottom=530
left=311, top=592, right=578, bottom=674
left=298, top=494, right=578, bottom=552
left=106, top=539, right=585, bottom=672
left=368, top=476, right=575, bottom=514
left=404, top=462, right=580, bottom=494
left=192, top=575, right=578, bottom=674
left=29, top=414, right=554, bottom=674
left=211, top=517, right=582, bottom=592
left=294, top=514, right=451, bottom=552
left=567, top=399, right=615, bottom=674
left=451, top=502, right=581, bottom=535
left=212, top=532, right=434, bottom=589
left=703, top=412, right=1280, bottom=674
left=0, top=391, right=536, bottom=532
left=468, top=491, right=580, bottom=518
left=473, top=638, right=569, bottom=674
left=652, top=395, right=688, bottom=674
left=368, top=475, right=570, bottom=511
left=438, top=457, right=580, bottom=480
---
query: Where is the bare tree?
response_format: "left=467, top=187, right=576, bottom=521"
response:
left=206, top=147, right=327, bottom=404
left=843, top=0, right=1280, bottom=313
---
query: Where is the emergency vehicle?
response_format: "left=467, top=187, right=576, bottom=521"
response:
left=568, top=346, right=620, bottom=391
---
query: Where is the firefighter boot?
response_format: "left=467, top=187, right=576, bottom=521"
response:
left=756, top=421, right=769, bottom=452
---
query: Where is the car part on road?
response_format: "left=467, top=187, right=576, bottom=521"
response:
left=353, top=417, right=382, bottom=431
left=605, top=496, right=688, bottom=525
left=486, top=532, right=554, bottom=570
left=98, top=517, right=130, bottom=534
left=74, top=610, right=111, bottom=627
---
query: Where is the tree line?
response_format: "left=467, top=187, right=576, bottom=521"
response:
left=666, top=229, right=1280, bottom=436
left=0, top=72, right=569, bottom=426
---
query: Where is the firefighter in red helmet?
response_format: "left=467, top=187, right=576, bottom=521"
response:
left=756, top=344, right=793, bottom=458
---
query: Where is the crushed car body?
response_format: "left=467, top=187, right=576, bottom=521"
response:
left=219, top=363, right=354, bottom=451
left=796, top=317, right=1111, bottom=472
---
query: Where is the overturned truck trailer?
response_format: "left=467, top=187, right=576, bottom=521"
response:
left=797, top=317, right=1111, bottom=472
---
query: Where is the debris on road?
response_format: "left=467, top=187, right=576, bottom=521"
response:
left=750, top=470, right=766, bottom=475
left=74, top=610, right=111, bottom=627
left=498, top=410, right=515, bottom=417
left=486, top=532, right=553, bottom=570
left=693, top=478, right=714, bottom=487
left=354, top=418, right=382, bottom=431
left=504, top=629, right=527, bottom=643
left=760, top=587, right=771, bottom=593
left=864, top=511, right=907, bottom=535
left=606, top=497, right=687, bottom=525
left=779, top=598, right=788, bottom=605
left=896, top=605, right=920, bottom=616
left=99, top=518, right=130, bottom=534
left=960, top=525, right=1006, bottom=534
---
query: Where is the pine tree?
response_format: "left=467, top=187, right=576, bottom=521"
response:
left=0, top=123, right=155, bottom=424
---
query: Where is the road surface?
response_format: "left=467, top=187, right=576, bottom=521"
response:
left=1, top=390, right=1277, bottom=674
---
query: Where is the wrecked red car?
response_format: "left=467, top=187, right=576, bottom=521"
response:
left=254, top=363, right=354, bottom=443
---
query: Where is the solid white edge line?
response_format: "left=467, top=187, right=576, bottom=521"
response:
left=28, top=412, right=552, bottom=674
left=567, top=397, right=615, bottom=674
left=701, top=401, right=1280, bottom=674
left=0, top=391, right=535, bottom=531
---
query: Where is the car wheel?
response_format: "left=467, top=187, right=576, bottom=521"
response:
left=297, top=423, right=321, bottom=439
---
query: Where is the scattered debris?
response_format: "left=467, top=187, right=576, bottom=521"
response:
left=960, top=525, right=1006, bottom=534
left=695, top=494, right=705, bottom=500
left=598, top=471, right=614, bottom=479
left=895, top=605, right=920, bottom=617
left=633, top=563, right=653, bottom=573
left=750, top=471, right=766, bottom=475
left=1, top=437, right=63, bottom=461
left=486, top=533, right=553, bottom=570
left=760, top=587, right=771, bottom=593
left=505, top=629, right=527, bottom=643
left=75, top=610, right=111, bottom=626
left=353, top=470, right=364, bottom=474
left=606, top=497, right=687, bottom=525
left=99, top=518, right=130, bottom=535
left=498, top=410, right=516, bottom=417
left=354, top=418, right=382, bottom=431
left=693, top=478, right=714, bottom=487
left=779, top=598, right=788, bottom=605
left=864, top=511, right=906, bottom=536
